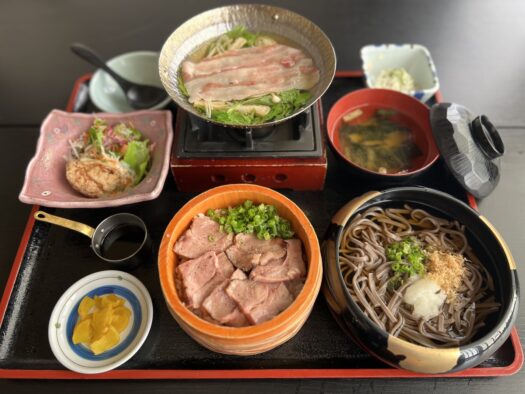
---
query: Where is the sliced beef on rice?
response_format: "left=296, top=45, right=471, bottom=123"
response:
left=201, top=280, right=249, bottom=327
left=226, top=279, right=294, bottom=325
left=174, top=215, right=233, bottom=259
left=177, top=251, right=234, bottom=309
left=231, top=269, right=248, bottom=280
left=285, top=279, right=305, bottom=299
left=225, top=233, right=286, bottom=272
left=249, top=239, right=306, bottom=283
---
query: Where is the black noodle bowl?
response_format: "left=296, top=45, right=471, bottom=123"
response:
left=339, top=203, right=500, bottom=348
left=322, top=187, right=519, bottom=373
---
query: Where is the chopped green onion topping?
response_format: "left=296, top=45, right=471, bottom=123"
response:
left=206, top=200, right=294, bottom=240
left=386, top=236, right=426, bottom=289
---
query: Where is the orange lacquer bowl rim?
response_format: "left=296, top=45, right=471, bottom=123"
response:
left=158, top=184, right=322, bottom=339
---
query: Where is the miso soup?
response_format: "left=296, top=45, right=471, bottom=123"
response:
left=338, top=107, right=422, bottom=174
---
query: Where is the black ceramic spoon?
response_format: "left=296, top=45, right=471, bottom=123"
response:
left=71, top=43, right=168, bottom=110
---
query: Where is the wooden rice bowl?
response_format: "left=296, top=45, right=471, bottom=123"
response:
left=158, top=184, right=322, bottom=355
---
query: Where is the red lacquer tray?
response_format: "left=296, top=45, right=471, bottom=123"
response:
left=0, top=71, right=521, bottom=379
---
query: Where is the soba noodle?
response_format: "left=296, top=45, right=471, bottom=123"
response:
left=339, top=205, right=499, bottom=348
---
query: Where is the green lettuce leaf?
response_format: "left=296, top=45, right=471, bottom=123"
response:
left=87, top=118, right=107, bottom=152
left=203, top=89, right=311, bottom=125
left=178, top=73, right=189, bottom=97
left=113, top=123, right=142, bottom=140
left=123, top=140, right=151, bottom=184
left=226, top=25, right=258, bottom=47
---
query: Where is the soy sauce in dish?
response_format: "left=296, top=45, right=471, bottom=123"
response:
left=338, top=107, right=422, bottom=174
left=101, top=224, right=145, bottom=261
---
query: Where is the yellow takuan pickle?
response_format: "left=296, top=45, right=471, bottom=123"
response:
left=112, top=306, right=132, bottom=333
left=78, top=296, right=95, bottom=319
left=72, top=294, right=131, bottom=355
left=72, top=319, right=93, bottom=344
left=89, top=326, right=120, bottom=355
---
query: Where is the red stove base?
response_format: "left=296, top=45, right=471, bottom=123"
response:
left=171, top=156, right=327, bottom=192
left=170, top=106, right=328, bottom=192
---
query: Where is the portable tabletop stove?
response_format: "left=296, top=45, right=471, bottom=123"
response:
left=170, top=101, right=327, bottom=191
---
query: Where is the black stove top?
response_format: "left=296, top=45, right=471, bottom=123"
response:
left=175, top=102, right=323, bottom=158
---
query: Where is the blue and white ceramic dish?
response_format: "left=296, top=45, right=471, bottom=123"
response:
left=48, top=271, right=153, bottom=374
left=361, top=44, right=439, bottom=103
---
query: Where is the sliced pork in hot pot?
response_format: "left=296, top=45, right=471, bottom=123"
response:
left=182, top=44, right=308, bottom=80
left=182, top=44, right=320, bottom=104
left=176, top=25, right=323, bottom=126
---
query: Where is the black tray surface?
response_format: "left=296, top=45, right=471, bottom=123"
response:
left=0, top=77, right=515, bottom=372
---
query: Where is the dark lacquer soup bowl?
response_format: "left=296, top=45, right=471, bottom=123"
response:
left=322, top=186, right=519, bottom=374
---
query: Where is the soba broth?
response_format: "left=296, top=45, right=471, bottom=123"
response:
left=338, top=107, right=422, bottom=174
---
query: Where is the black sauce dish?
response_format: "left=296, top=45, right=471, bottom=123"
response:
left=322, top=186, right=519, bottom=374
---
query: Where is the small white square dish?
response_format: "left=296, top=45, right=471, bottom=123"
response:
left=361, top=44, right=439, bottom=102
